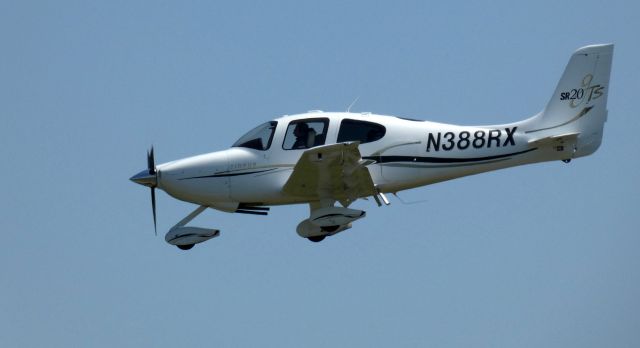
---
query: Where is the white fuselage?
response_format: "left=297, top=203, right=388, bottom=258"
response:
left=155, top=111, right=573, bottom=209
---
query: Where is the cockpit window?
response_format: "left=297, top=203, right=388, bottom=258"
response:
left=232, top=121, right=277, bottom=151
left=337, top=119, right=386, bottom=144
left=282, top=118, right=329, bottom=150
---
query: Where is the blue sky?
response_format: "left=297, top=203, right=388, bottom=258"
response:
left=1, top=1, right=639, bottom=347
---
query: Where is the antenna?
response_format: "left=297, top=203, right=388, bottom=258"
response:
left=393, top=192, right=428, bottom=205
left=346, top=96, right=360, bottom=113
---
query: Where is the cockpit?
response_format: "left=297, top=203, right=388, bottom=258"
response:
left=232, top=121, right=277, bottom=151
left=232, top=116, right=387, bottom=151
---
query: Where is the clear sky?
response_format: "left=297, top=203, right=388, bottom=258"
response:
left=1, top=1, right=639, bottom=347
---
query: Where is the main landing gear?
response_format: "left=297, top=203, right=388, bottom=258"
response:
left=306, top=225, right=341, bottom=242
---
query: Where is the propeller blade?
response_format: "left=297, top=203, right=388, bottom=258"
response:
left=147, top=146, right=157, bottom=235
left=151, top=187, right=157, bottom=235
left=147, top=146, right=156, bottom=175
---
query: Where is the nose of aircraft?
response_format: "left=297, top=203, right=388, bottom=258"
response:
left=149, top=149, right=231, bottom=204
left=130, top=169, right=157, bottom=187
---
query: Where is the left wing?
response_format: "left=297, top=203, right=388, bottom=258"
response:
left=282, top=142, right=376, bottom=206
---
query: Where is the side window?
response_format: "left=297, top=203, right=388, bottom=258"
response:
left=337, top=119, right=386, bottom=144
left=282, top=118, right=329, bottom=150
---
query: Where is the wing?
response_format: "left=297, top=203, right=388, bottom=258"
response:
left=282, top=142, right=376, bottom=206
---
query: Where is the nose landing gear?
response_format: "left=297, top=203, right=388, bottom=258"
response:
left=165, top=205, right=220, bottom=251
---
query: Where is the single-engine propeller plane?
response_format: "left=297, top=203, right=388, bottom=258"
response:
left=131, top=44, right=613, bottom=250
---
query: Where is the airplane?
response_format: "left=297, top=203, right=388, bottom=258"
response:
left=130, top=44, right=613, bottom=250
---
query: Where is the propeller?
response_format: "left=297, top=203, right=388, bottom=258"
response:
left=148, top=147, right=157, bottom=235
left=130, top=146, right=159, bottom=235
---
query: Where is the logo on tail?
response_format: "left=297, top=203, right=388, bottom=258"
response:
left=559, top=74, right=606, bottom=108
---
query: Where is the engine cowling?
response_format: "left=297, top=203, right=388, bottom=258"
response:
left=165, top=226, right=220, bottom=247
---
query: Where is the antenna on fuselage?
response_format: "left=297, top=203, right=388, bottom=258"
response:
left=392, top=192, right=428, bottom=205
left=346, top=95, right=360, bottom=112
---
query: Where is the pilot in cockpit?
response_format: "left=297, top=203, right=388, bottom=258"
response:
left=292, top=122, right=316, bottom=149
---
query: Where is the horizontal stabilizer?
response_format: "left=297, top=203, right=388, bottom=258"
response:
left=529, top=132, right=580, bottom=160
left=528, top=132, right=580, bottom=147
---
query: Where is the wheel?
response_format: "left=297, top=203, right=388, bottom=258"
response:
left=177, top=244, right=194, bottom=250
left=321, top=225, right=340, bottom=233
left=562, top=159, right=571, bottom=163
left=307, top=236, right=326, bottom=243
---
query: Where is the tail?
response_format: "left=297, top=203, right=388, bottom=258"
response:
left=524, top=44, right=613, bottom=158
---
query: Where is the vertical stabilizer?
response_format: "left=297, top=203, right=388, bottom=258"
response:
left=526, top=44, right=613, bottom=157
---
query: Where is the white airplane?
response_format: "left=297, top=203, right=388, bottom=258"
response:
left=131, top=44, right=613, bottom=250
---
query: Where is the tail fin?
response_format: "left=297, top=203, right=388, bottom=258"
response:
left=525, top=44, right=613, bottom=158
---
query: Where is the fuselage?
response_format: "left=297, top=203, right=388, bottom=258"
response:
left=155, top=111, right=567, bottom=209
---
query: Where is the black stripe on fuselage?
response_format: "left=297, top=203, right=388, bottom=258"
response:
left=363, top=148, right=537, bottom=164
left=180, top=168, right=276, bottom=180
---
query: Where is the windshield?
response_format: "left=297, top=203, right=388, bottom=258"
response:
left=232, top=121, right=277, bottom=151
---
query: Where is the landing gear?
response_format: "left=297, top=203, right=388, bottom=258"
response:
left=306, top=226, right=339, bottom=242
left=177, top=244, right=194, bottom=250
left=307, top=236, right=326, bottom=243
left=321, top=225, right=340, bottom=233
left=562, top=159, right=572, bottom=163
